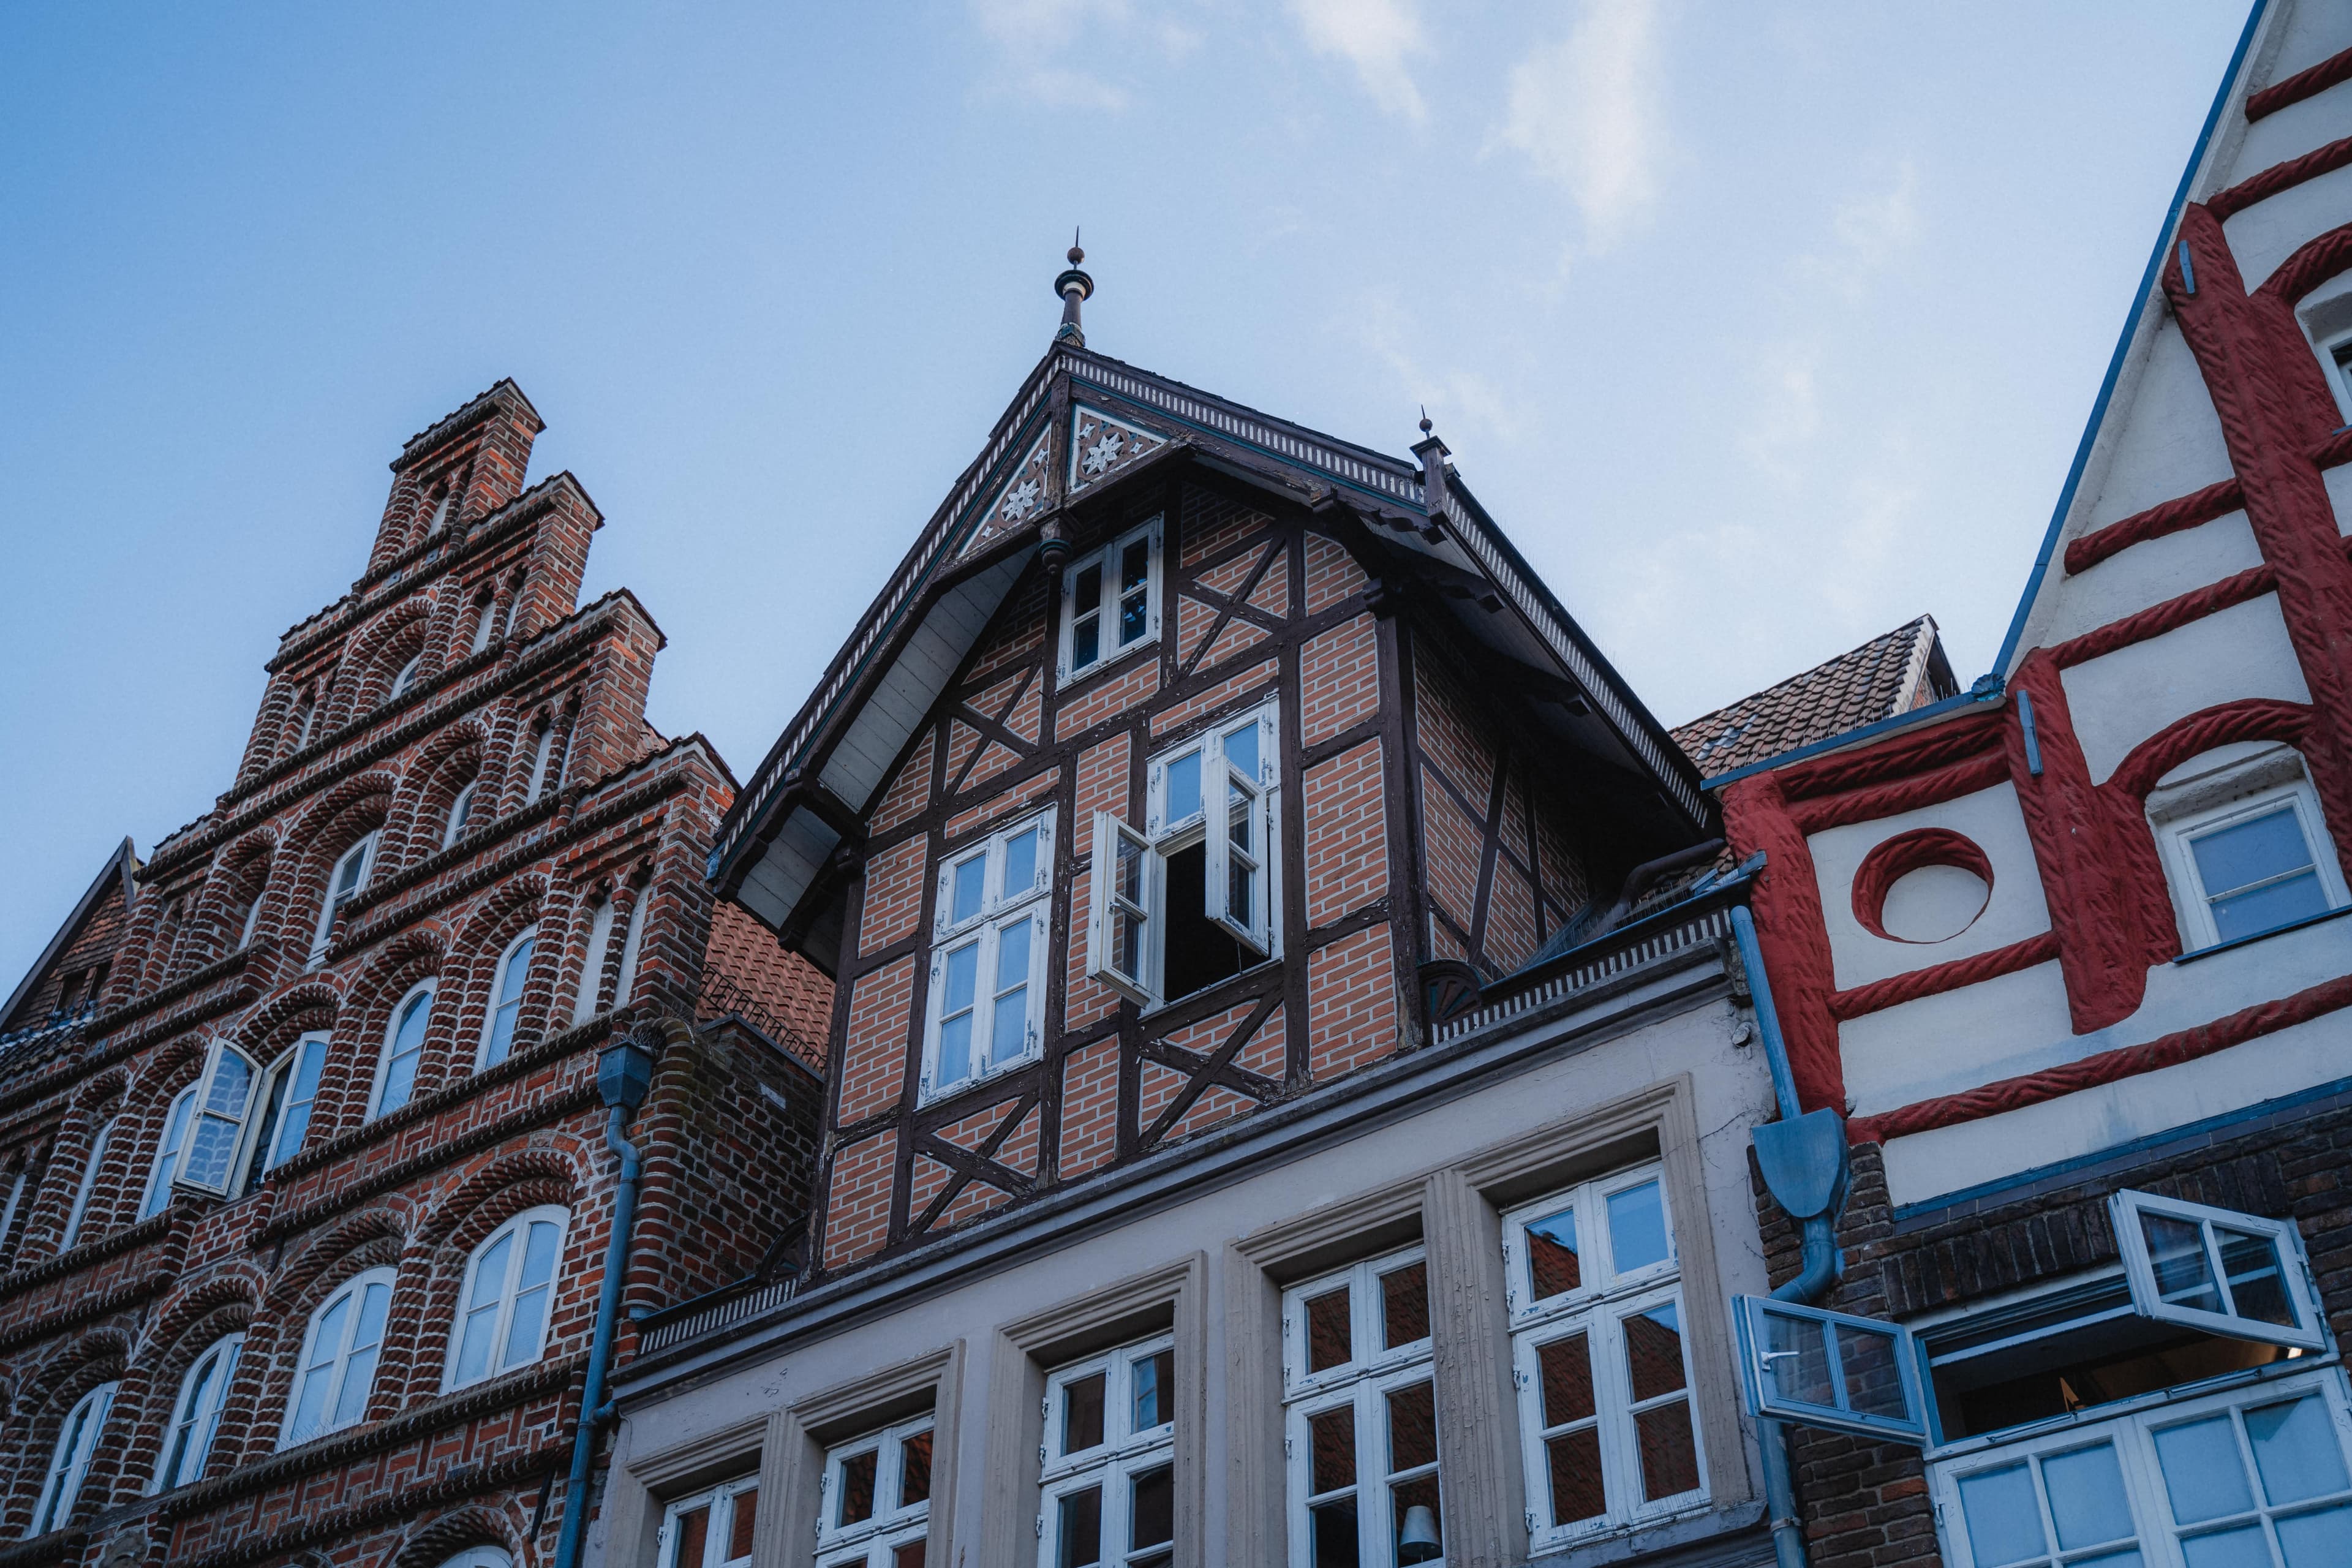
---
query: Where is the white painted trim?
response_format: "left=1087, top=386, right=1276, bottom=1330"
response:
left=1058, top=516, right=1163, bottom=687
left=657, top=1471, right=766, bottom=1568
left=280, top=1267, right=396, bottom=1448
left=445, top=1204, right=570, bottom=1390
left=370, top=980, right=437, bottom=1120
left=151, top=1333, right=242, bottom=1494
left=814, top=1414, right=934, bottom=1565
left=478, top=925, right=540, bottom=1068
left=2111, top=1186, right=2327, bottom=1352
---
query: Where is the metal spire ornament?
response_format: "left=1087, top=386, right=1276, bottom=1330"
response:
left=1054, top=229, right=1094, bottom=347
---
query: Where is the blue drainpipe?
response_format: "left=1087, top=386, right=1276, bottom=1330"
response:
left=554, top=1026, right=660, bottom=1568
left=1730, top=905, right=1850, bottom=1568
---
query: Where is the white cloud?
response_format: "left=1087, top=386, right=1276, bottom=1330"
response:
left=966, top=0, right=1194, bottom=110
left=1348, top=288, right=1529, bottom=445
left=1491, top=0, right=1666, bottom=246
left=1738, top=341, right=1822, bottom=486
left=1288, top=0, right=1428, bottom=121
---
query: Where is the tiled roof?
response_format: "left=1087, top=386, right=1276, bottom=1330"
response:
left=1672, top=616, right=1954, bottom=778
left=698, top=899, right=832, bottom=1072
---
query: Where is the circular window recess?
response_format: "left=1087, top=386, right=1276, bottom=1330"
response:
left=1853, top=827, right=1994, bottom=945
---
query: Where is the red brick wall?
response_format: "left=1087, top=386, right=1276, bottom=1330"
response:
left=1307, top=924, right=1400, bottom=1081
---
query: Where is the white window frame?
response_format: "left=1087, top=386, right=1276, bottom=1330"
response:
left=1928, top=1365, right=2352, bottom=1568
left=0, top=1167, right=25, bottom=1259
left=657, top=1473, right=763, bottom=1568
left=1058, top=516, right=1163, bottom=685
left=1087, top=703, right=1282, bottom=1009
left=921, top=810, right=1055, bottom=1103
left=371, top=980, right=436, bottom=1120
left=2150, top=768, right=2348, bottom=952
left=140, top=1086, right=198, bottom=1219
left=237, top=886, right=265, bottom=949
left=59, top=1117, right=116, bottom=1251
left=445, top=1203, right=567, bottom=1391
left=479, top=927, right=538, bottom=1068
left=613, top=891, right=649, bottom=1009
left=815, top=1417, right=933, bottom=1567
left=311, top=832, right=379, bottom=967
left=469, top=594, right=497, bottom=655
left=2319, top=325, right=2352, bottom=424
left=281, top=1265, right=394, bottom=1449
left=151, top=1333, right=242, bottom=1494
left=388, top=653, right=423, bottom=699
left=245, top=1031, right=331, bottom=1187
left=524, top=722, right=558, bottom=804
left=2111, top=1188, right=2327, bottom=1352
left=1281, top=1245, right=1442, bottom=1568
left=170, top=1041, right=263, bottom=1199
left=31, top=1381, right=116, bottom=1536
left=1039, top=1333, right=1179, bottom=1568
left=572, top=897, right=617, bottom=1026
left=1501, top=1164, right=1708, bottom=1548
left=442, top=780, right=478, bottom=851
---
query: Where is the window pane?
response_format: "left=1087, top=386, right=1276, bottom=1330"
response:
left=892, top=1542, right=928, bottom=1568
left=2277, top=1504, right=2352, bottom=1568
left=1119, top=587, right=1149, bottom=648
left=380, top=993, right=431, bottom=1114
left=951, top=856, right=987, bottom=925
left=1309, top=1407, right=1355, bottom=1496
left=1833, top=1319, right=1908, bottom=1422
left=1310, top=1500, right=1359, bottom=1567
left=2154, top=1416, right=2256, bottom=1525
left=1076, top=562, right=1102, bottom=614
left=1390, top=1472, right=1441, bottom=1563
left=1133, top=1349, right=1173, bottom=1431
left=2211, top=872, right=2328, bottom=943
left=1762, top=1308, right=1834, bottom=1408
left=1546, top=1427, right=1605, bottom=1526
left=2191, top=807, right=2315, bottom=898
left=1624, top=1302, right=1687, bottom=1402
left=1165, top=752, right=1202, bottom=824
left=1057, top=1485, right=1103, bottom=1568
left=1524, top=1207, right=1581, bottom=1300
left=1537, top=1333, right=1595, bottom=1428
left=1379, top=1261, right=1429, bottom=1349
left=1073, top=612, right=1100, bottom=671
left=672, top=1504, right=710, bottom=1568
left=2179, top=1525, right=2271, bottom=1567
left=838, top=1448, right=878, bottom=1525
left=726, top=1485, right=758, bottom=1560
left=1958, top=1463, right=2048, bottom=1567
left=2144, top=1213, right=2222, bottom=1314
left=900, top=1429, right=933, bottom=1506
left=1607, top=1181, right=1670, bottom=1273
left=2246, top=1395, right=2348, bottom=1506
left=2044, top=1443, right=2138, bottom=1551
left=2215, top=1227, right=2297, bottom=1329
left=1635, top=1400, right=1701, bottom=1501
left=1305, top=1287, right=1352, bottom=1373
left=1003, top=828, right=1039, bottom=898
left=1224, top=720, right=1260, bottom=783
left=938, top=943, right=979, bottom=1083
left=992, top=919, right=1032, bottom=1055
left=1131, top=1464, right=1174, bottom=1549
left=1112, top=908, right=1145, bottom=985
left=1385, top=1381, right=1437, bottom=1472
left=1063, top=1371, right=1107, bottom=1453
left=1120, top=537, right=1150, bottom=594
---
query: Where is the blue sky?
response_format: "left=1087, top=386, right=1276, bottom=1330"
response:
left=0, top=1, right=2252, bottom=987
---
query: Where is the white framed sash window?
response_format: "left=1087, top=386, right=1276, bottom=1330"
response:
left=922, top=811, right=1054, bottom=1102
left=445, top=1205, right=565, bottom=1390
left=30, top=1381, right=116, bottom=1536
left=243, top=1032, right=330, bottom=1189
left=372, top=981, right=435, bottom=1119
left=660, top=1474, right=762, bottom=1568
left=1282, top=1245, right=1442, bottom=1566
left=1501, top=1162, right=1706, bottom=1547
left=140, top=1087, right=197, bottom=1219
left=282, top=1266, right=393, bottom=1447
left=2111, top=1189, right=2325, bottom=1352
left=1059, top=516, right=1162, bottom=684
left=1038, top=1335, right=1177, bottom=1568
left=442, top=780, right=478, bottom=850
left=311, top=832, right=378, bottom=967
left=480, top=927, right=537, bottom=1067
left=59, top=1117, right=116, bottom=1250
left=152, top=1334, right=241, bottom=1493
left=815, top=1417, right=933, bottom=1567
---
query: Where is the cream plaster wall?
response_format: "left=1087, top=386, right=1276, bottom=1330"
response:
left=2060, top=593, right=2310, bottom=783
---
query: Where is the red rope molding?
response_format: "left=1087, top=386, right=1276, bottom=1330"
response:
left=1851, top=971, right=2352, bottom=1144
left=2049, top=562, right=2278, bottom=670
left=2064, top=476, right=2245, bottom=576
left=2247, top=44, right=2352, bottom=122
left=1790, top=750, right=2010, bottom=835
left=1779, top=710, right=2005, bottom=801
left=1850, top=828, right=1994, bottom=943
left=1829, top=932, right=2060, bottom=1022
left=2105, top=698, right=2313, bottom=799
left=2210, top=137, right=2352, bottom=222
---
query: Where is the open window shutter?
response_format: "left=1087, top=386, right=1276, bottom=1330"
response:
left=1205, top=721, right=1271, bottom=955
left=1087, top=811, right=1153, bottom=1004
left=173, top=1041, right=263, bottom=1196
left=1732, top=1295, right=1929, bottom=1445
left=2110, top=1188, right=2326, bottom=1351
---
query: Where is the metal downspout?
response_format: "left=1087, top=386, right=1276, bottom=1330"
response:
left=554, top=1098, right=646, bottom=1568
left=1731, top=905, right=1838, bottom=1568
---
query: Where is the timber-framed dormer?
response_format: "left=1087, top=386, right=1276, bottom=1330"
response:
left=711, top=337, right=1718, bottom=1279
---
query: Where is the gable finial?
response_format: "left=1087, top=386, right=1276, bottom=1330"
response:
left=1419, top=405, right=1433, bottom=436
left=1054, top=230, right=1094, bottom=349
left=1411, top=405, right=1451, bottom=523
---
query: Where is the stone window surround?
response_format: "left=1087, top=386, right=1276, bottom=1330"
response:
left=1224, top=1076, right=1750, bottom=1567
left=607, top=1344, right=968, bottom=1568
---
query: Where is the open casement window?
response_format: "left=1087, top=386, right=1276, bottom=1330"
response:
left=1039, top=1336, right=1178, bottom=1568
left=923, top=812, right=1054, bottom=1101
left=282, top=1266, right=393, bottom=1447
left=140, top=1087, right=197, bottom=1219
left=1060, top=516, right=1162, bottom=685
left=169, top=1040, right=263, bottom=1198
left=243, top=1033, right=330, bottom=1189
left=816, top=1417, right=933, bottom=1567
left=660, top=1475, right=762, bottom=1568
left=446, top=1205, right=565, bottom=1390
left=1733, top=1297, right=1929, bottom=1446
left=1502, top=1164, right=1708, bottom=1544
left=2149, top=758, right=2349, bottom=952
left=1282, top=1246, right=1443, bottom=1567
left=480, top=927, right=537, bottom=1068
left=152, top=1333, right=241, bottom=1494
left=372, top=982, right=435, bottom=1120
left=310, top=832, right=378, bottom=967
left=31, top=1381, right=116, bottom=1537
left=2111, top=1189, right=2326, bottom=1352
left=1087, top=703, right=1282, bottom=1009
left=1931, top=1370, right=2352, bottom=1568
